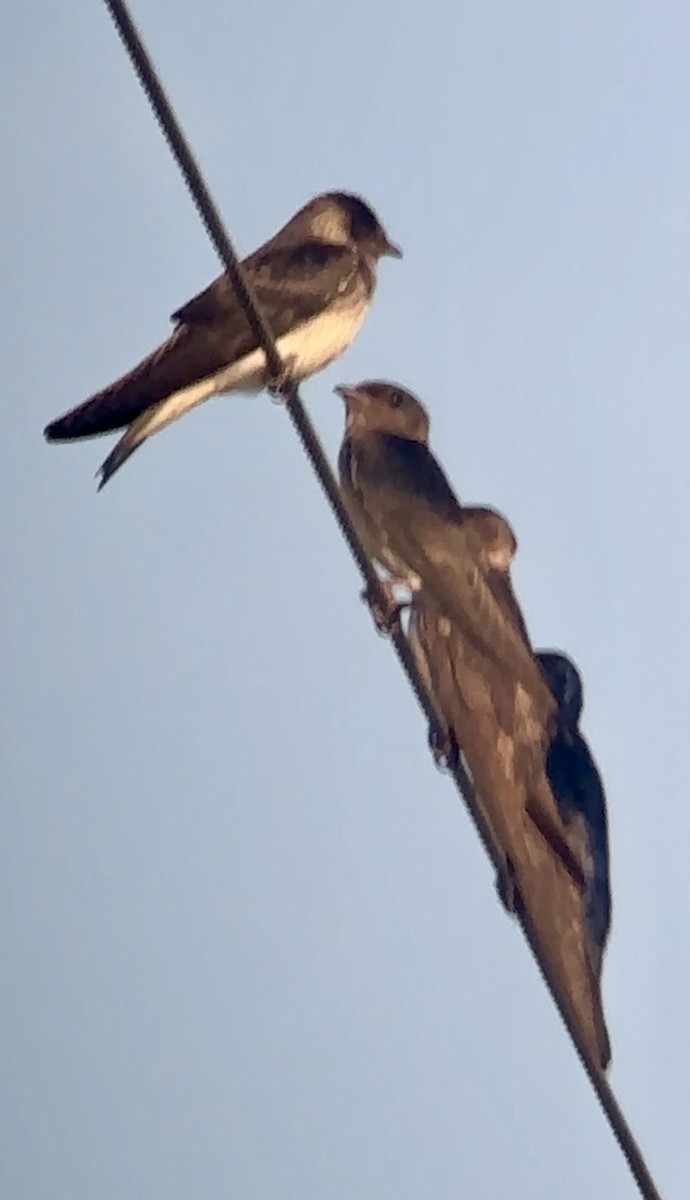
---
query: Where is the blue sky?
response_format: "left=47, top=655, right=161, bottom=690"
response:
left=2, top=1, right=688, bottom=1196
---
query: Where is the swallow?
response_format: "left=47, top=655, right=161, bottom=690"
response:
left=537, top=651, right=612, bottom=979
left=335, top=380, right=549, bottom=699
left=45, top=191, right=401, bottom=489
left=409, top=611, right=612, bottom=1068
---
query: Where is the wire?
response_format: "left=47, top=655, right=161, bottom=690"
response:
left=101, top=4, right=664, bottom=1197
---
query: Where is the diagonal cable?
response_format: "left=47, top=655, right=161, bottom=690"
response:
left=101, top=4, right=664, bottom=1197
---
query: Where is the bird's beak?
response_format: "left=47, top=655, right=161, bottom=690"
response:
left=383, top=238, right=403, bottom=259
left=334, top=384, right=371, bottom=414
left=334, top=384, right=361, bottom=405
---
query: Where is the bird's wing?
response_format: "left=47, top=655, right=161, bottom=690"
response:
left=410, top=532, right=540, bottom=688
left=45, top=242, right=357, bottom=443
left=172, top=240, right=358, bottom=330
left=480, top=555, right=533, bottom=645
left=44, top=324, right=233, bottom=441
left=352, top=437, right=543, bottom=688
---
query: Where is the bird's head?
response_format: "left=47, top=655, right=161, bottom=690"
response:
left=301, top=192, right=402, bottom=260
left=334, top=380, right=429, bottom=441
left=536, top=651, right=584, bottom=729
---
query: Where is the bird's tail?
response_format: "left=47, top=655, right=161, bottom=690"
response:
left=95, top=374, right=220, bottom=489
left=45, top=312, right=242, bottom=448
left=44, top=328, right=195, bottom=443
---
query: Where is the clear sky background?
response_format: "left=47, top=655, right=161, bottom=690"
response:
left=2, top=1, right=689, bottom=1196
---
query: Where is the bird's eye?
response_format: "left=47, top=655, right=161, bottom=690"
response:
left=390, top=391, right=404, bottom=409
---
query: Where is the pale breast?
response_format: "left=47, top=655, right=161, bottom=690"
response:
left=213, top=288, right=371, bottom=396
left=281, top=290, right=371, bottom=379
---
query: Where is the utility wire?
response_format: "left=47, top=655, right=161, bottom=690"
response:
left=101, top=4, right=664, bottom=1197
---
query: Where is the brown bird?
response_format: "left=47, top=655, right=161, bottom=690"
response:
left=45, top=191, right=402, bottom=489
left=408, top=601, right=612, bottom=1070
left=335, top=379, right=548, bottom=700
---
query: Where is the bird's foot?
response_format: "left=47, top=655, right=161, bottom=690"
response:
left=495, top=856, right=518, bottom=914
left=361, top=580, right=407, bottom=636
left=267, top=354, right=299, bottom=402
left=428, top=722, right=459, bottom=772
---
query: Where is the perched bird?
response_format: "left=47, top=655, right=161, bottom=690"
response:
left=335, top=379, right=549, bottom=699
left=45, top=191, right=401, bottom=489
left=537, top=651, right=612, bottom=979
left=408, top=611, right=612, bottom=1069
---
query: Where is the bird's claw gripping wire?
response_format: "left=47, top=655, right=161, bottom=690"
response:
left=360, top=580, right=407, bottom=636
left=428, top=721, right=459, bottom=772
left=266, top=354, right=299, bottom=402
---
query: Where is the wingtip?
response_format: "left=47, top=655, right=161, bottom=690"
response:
left=44, top=414, right=85, bottom=443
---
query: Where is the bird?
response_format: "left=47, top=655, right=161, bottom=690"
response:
left=536, top=650, right=612, bottom=980
left=44, top=191, right=402, bottom=489
left=408, top=614, right=612, bottom=1068
left=335, top=379, right=550, bottom=700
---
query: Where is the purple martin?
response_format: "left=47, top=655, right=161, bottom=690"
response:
left=335, top=380, right=551, bottom=703
left=537, top=651, right=612, bottom=980
left=44, top=192, right=401, bottom=489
